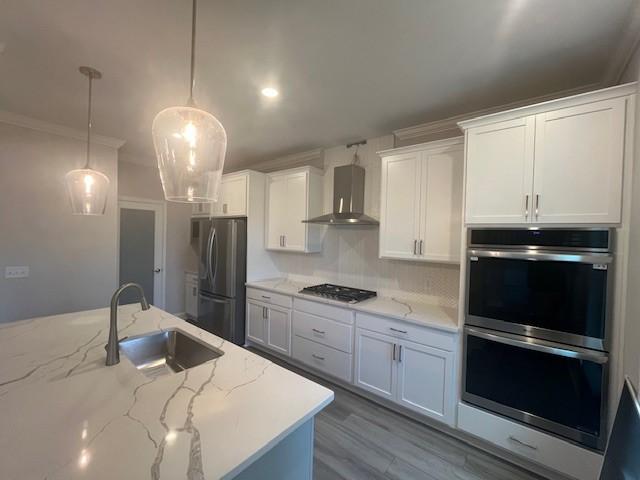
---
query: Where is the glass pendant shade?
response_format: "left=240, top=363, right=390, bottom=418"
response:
left=152, top=106, right=227, bottom=202
left=65, top=168, right=110, bottom=215
left=65, top=65, right=109, bottom=215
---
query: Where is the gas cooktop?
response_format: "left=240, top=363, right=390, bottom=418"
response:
left=299, top=283, right=377, bottom=304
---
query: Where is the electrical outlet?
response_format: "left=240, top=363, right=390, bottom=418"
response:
left=5, top=266, right=29, bottom=279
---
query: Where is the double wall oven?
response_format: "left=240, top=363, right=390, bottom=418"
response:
left=462, top=229, right=612, bottom=451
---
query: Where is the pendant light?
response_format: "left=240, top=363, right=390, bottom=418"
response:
left=152, top=0, right=227, bottom=203
left=65, top=66, right=110, bottom=215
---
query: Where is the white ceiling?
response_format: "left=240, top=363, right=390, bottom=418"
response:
left=0, top=0, right=637, bottom=169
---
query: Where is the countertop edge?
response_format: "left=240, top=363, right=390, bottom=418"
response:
left=245, top=281, right=459, bottom=333
left=222, top=391, right=334, bottom=479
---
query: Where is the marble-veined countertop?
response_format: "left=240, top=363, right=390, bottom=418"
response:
left=0, top=305, right=333, bottom=480
left=246, top=278, right=459, bottom=333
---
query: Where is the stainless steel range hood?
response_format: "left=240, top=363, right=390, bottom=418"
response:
left=303, top=164, right=379, bottom=226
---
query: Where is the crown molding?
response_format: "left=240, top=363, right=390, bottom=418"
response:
left=245, top=148, right=324, bottom=172
left=0, top=110, right=125, bottom=149
left=378, top=136, right=463, bottom=157
left=458, top=82, right=637, bottom=130
left=603, top=1, right=640, bottom=85
left=394, top=82, right=602, bottom=142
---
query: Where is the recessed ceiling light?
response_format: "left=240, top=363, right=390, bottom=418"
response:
left=261, top=87, right=279, bottom=98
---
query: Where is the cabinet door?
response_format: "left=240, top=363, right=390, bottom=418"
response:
left=396, top=339, right=454, bottom=424
left=533, top=98, right=626, bottom=224
left=379, top=153, right=422, bottom=259
left=220, top=175, right=247, bottom=216
left=283, top=173, right=307, bottom=251
left=266, top=176, right=288, bottom=249
left=246, top=301, right=267, bottom=345
left=267, top=306, right=292, bottom=356
left=419, top=149, right=463, bottom=262
left=354, top=329, right=396, bottom=400
left=465, top=117, right=535, bottom=224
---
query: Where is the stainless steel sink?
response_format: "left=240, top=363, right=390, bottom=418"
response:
left=119, top=328, right=224, bottom=378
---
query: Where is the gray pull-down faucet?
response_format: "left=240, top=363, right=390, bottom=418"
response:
left=106, top=283, right=150, bottom=366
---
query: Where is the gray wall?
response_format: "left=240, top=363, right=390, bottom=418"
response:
left=118, top=156, right=198, bottom=314
left=621, top=48, right=640, bottom=389
left=0, top=122, right=118, bottom=322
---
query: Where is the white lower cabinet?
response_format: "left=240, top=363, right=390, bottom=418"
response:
left=458, top=403, right=603, bottom=480
left=292, top=335, right=353, bottom=382
left=247, top=288, right=456, bottom=427
left=354, top=329, right=396, bottom=400
left=396, top=339, right=453, bottom=422
left=355, top=312, right=456, bottom=425
left=246, top=299, right=291, bottom=356
left=266, top=306, right=291, bottom=356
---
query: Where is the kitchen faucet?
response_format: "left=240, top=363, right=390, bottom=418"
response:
left=106, top=283, right=150, bottom=366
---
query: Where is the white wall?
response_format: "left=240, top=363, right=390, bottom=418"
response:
left=267, top=134, right=460, bottom=307
left=0, top=121, right=119, bottom=322
left=117, top=157, right=198, bottom=314
left=620, top=47, right=640, bottom=389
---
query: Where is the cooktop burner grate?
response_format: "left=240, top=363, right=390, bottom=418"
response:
left=299, top=283, right=377, bottom=304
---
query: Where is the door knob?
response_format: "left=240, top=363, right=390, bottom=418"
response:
left=154, top=268, right=162, bottom=273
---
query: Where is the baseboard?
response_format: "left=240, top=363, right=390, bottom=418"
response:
left=246, top=342, right=572, bottom=480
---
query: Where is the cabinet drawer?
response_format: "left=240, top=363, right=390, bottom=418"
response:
left=292, top=336, right=353, bottom=382
left=293, top=310, right=353, bottom=353
left=293, top=298, right=354, bottom=324
left=457, top=403, right=602, bottom=480
left=246, top=288, right=292, bottom=309
left=355, top=312, right=455, bottom=352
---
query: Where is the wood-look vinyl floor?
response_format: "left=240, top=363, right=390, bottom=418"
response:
left=248, top=347, right=547, bottom=480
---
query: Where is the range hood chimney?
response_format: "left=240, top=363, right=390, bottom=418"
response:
left=304, top=142, right=379, bottom=226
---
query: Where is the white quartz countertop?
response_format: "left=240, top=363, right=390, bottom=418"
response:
left=246, top=278, right=459, bottom=333
left=0, top=305, right=333, bottom=480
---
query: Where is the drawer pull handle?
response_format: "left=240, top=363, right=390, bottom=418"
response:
left=390, top=327, right=408, bottom=334
left=508, top=436, right=538, bottom=451
left=261, top=295, right=271, bottom=299
left=312, top=354, right=325, bottom=361
left=312, top=328, right=326, bottom=335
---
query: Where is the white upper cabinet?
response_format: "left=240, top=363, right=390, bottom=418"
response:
left=191, top=170, right=252, bottom=218
left=464, top=118, right=534, bottom=224
left=533, top=98, right=626, bottom=224
left=379, top=138, right=463, bottom=263
left=460, top=84, right=635, bottom=225
left=265, top=166, right=323, bottom=253
left=379, top=152, right=422, bottom=258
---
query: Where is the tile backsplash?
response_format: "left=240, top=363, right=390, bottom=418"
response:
left=268, top=134, right=461, bottom=308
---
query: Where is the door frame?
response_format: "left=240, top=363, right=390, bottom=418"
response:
left=117, top=196, right=167, bottom=309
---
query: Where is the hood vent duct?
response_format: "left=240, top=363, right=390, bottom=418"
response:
left=303, top=141, right=379, bottom=226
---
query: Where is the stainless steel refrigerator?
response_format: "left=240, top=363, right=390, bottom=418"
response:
left=192, top=217, right=247, bottom=345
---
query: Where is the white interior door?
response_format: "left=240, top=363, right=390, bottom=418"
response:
left=465, top=117, right=535, bottom=224
left=118, top=198, right=166, bottom=308
left=380, top=153, right=422, bottom=259
left=532, top=98, right=626, bottom=224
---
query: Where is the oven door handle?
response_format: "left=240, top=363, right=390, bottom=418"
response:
left=465, top=327, right=609, bottom=364
left=468, top=249, right=613, bottom=264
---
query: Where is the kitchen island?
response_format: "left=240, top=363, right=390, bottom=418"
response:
left=0, top=305, right=333, bottom=480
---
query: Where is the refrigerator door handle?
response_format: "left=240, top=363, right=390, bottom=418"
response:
left=200, top=293, right=230, bottom=305
left=210, top=228, right=218, bottom=285
left=205, top=226, right=215, bottom=286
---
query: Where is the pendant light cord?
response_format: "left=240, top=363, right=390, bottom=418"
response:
left=85, top=74, right=93, bottom=169
left=187, top=0, right=197, bottom=107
